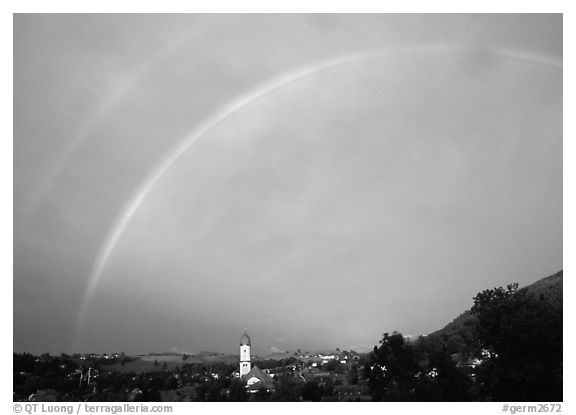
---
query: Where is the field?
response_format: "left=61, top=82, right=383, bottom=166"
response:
left=86, top=353, right=238, bottom=374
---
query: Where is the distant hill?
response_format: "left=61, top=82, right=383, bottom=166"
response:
left=259, top=351, right=294, bottom=360
left=95, top=352, right=238, bottom=374
left=421, top=270, right=562, bottom=355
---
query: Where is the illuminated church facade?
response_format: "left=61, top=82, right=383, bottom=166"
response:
left=239, top=330, right=251, bottom=376
left=239, top=330, right=274, bottom=393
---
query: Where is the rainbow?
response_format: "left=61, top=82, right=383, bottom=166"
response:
left=72, top=45, right=561, bottom=349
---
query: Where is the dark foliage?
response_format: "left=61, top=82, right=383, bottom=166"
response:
left=364, top=332, right=474, bottom=401
left=273, top=374, right=303, bottom=401
left=365, top=332, right=418, bottom=401
left=471, top=281, right=562, bottom=401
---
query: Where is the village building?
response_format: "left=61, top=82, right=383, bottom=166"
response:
left=238, top=330, right=274, bottom=393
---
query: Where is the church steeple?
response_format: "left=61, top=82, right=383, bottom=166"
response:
left=239, top=329, right=251, bottom=376
left=240, top=328, right=251, bottom=346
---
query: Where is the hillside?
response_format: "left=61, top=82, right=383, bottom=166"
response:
left=421, top=270, right=563, bottom=355
left=521, top=270, right=563, bottom=304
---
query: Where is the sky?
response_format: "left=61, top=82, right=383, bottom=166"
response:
left=13, top=14, right=562, bottom=356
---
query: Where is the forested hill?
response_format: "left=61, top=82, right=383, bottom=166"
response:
left=369, top=270, right=563, bottom=401
left=421, top=270, right=562, bottom=355
left=520, top=270, right=562, bottom=304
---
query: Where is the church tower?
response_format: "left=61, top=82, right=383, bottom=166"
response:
left=239, top=329, right=251, bottom=376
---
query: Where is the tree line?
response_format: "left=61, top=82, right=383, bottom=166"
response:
left=364, top=281, right=562, bottom=401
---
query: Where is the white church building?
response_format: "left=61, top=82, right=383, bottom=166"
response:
left=238, top=330, right=274, bottom=393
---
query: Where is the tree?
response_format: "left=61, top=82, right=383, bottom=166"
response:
left=412, top=348, right=475, bottom=401
left=273, top=374, right=303, bottom=401
left=301, top=381, right=322, bottom=401
left=364, top=332, right=419, bottom=401
left=471, top=283, right=562, bottom=401
left=446, top=333, right=466, bottom=354
left=347, top=363, right=359, bottom=385
left=228, top=379, right=248, bottom=401
left=323, top=359, right=343, bottom=373
left=253, top=387, right=271, bottom=401
left=30, top=389, right=60, bottom=401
